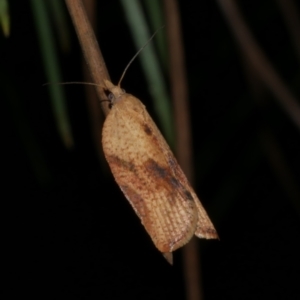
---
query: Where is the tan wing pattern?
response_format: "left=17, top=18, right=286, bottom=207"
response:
left=102, top=80, right=217, bottom=255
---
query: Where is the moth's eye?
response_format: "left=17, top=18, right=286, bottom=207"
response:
left=108, top=93, right=115, bottom=101
left=121, top=88, right=126, bottom=93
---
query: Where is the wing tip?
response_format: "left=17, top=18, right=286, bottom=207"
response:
left=195, top=227, right=219, bottom=240
left=162, top=252, right=173, bottom=265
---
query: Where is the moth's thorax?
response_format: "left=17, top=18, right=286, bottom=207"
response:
left=103, top=79, right=145, bottom=114
left=103, top=79, right=126, bottom=105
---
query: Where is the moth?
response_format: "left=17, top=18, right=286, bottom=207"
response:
left=102, top=79, right=218, bottom=263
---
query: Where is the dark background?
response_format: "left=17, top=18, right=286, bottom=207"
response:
left=1, top=1, right=300, bottom=299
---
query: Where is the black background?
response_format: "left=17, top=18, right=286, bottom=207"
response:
left=1, top=1, right=300, bottom=299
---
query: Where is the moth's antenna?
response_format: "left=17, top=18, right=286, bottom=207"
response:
left=43, top=82, right=109, bottom=105
left=117, top=25, right=164, bottom=87
left=43, top=82, right=103, bottom=88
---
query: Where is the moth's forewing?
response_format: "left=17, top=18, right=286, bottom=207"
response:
left=162, top=144, right=218, bottom=240
left=102, top=93, right=199, bottom=252
left=102, top=80, right=217, bottom=254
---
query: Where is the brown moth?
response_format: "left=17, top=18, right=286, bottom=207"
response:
left=102, top=79, right=218, bottom=263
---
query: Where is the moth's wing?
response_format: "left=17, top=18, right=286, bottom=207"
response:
left=164, top=151, right=218, bottom=239
left=102, top=94, right=199, bottom=253
left=143, top=109, right=219, bottom=239
left=122, top=97, right=218, bottom=240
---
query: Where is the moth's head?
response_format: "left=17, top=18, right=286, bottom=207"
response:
left=103, top=79, right=126, bottom=105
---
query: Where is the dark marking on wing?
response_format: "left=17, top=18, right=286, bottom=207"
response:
left=183, top=189, right=194, bottom=201
left=168, top=157, right=178, bottom=169
left=170, top=175, right=194, bottom=201
left=146, top=158, right=168, bottom=179
left=107, top=155, right=136, bottom=173
left=170, top=177, right=181, bottom=189
left=143, top=124, right=152, bottom=135
left=145, top=158, right=194, bottom=203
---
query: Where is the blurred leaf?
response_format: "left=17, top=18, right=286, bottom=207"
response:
left=0, top=0, right=10, bottom=37
left=143, top=0, right=167, bottom=70
left=30, top=0, right=73, bottom=148
left=46, top=0, right=71, bottom=53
